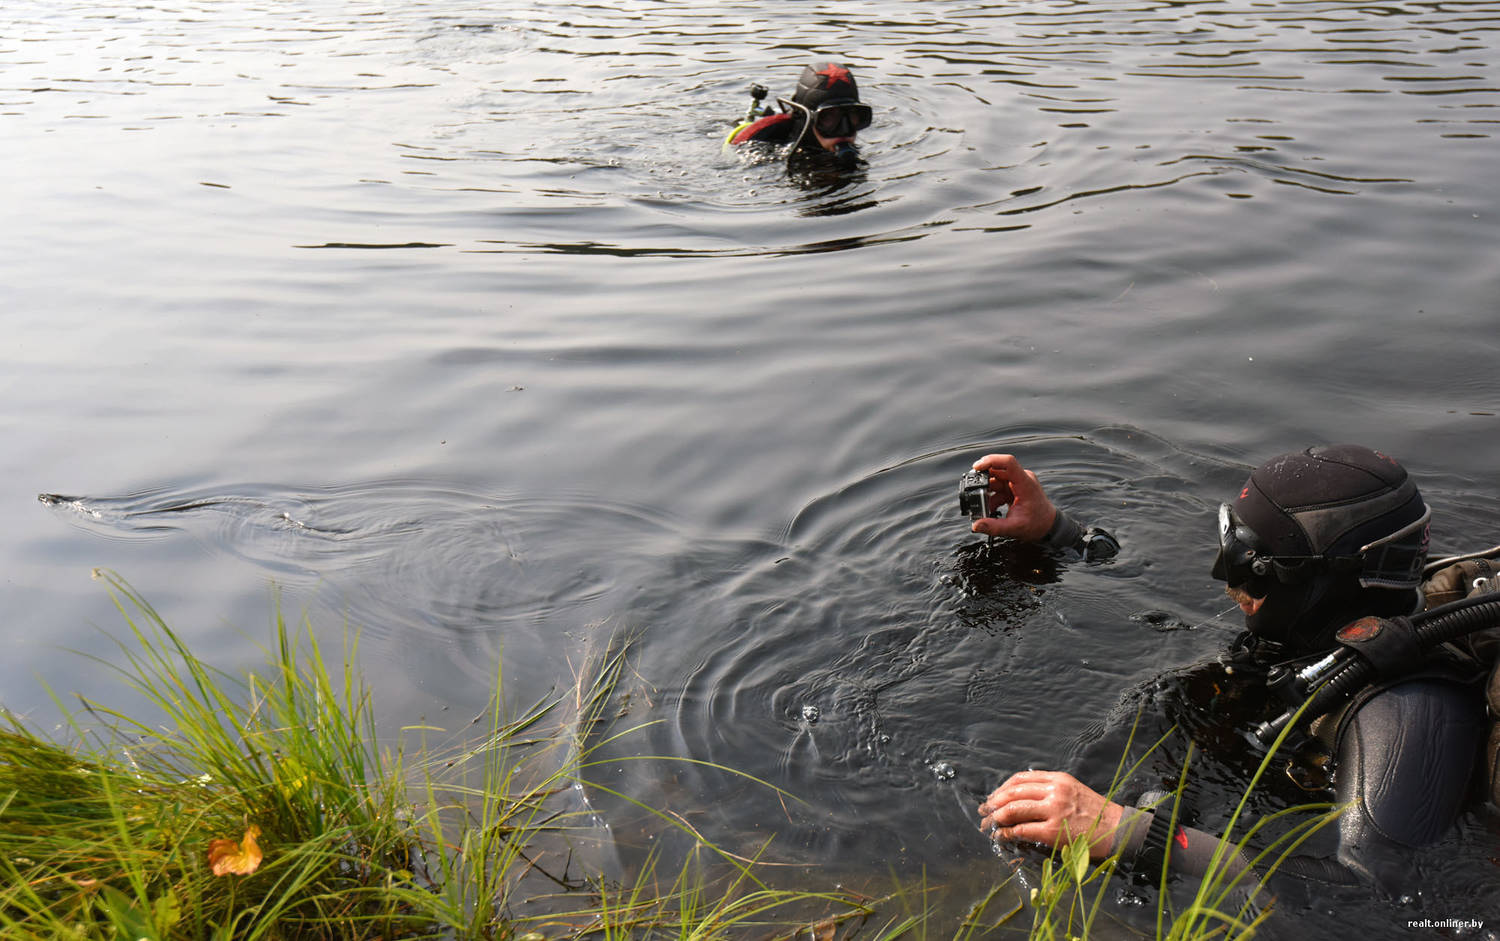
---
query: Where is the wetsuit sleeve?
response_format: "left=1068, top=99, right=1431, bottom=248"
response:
left=1040, top=509, right=1119, bottom=561
left=1116, top=807, right=1255, bottom=884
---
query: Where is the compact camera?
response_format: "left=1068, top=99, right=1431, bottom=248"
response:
left=958, top=470, right=992, bottom=520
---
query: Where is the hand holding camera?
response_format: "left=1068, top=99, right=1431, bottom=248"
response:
left=959, top=453, right=1059, bottom=542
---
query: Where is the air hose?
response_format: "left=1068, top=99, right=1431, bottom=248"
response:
left=778, top=97, right=813, bottom=159
left=1254, top=590, right=1500, bottom=745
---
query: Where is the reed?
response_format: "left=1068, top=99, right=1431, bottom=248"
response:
left=1021, top=698, right=1342, bottom=941
left=2, top=571, right=439, bottom=938
left=0, top=573, right=1339, bottom=940
left=0, top=574, right=880, bottom=939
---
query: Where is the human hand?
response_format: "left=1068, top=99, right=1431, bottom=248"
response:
left=968, top=453, right=1058, bottom=542
left=977, top=770, right=1125, bottom=860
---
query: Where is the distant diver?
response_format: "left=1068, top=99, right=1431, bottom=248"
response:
left=726, top=62, right=871, bottom=167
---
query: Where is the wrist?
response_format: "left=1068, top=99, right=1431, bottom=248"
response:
left=1130, top=809, right=1179, bottom=877
left=1094, top=801, right=1126, bottom=858
left=1038, top=509, right=1120, bottom=561
left=1040, top=508, right=1081, bottom=548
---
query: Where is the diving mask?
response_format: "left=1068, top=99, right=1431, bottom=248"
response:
left=813, top=102, right=872, bottom=138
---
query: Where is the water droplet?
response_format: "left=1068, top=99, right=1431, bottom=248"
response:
left=801, top=704, right=820, bottom=723
left=930, top=760, right=956, bottom=780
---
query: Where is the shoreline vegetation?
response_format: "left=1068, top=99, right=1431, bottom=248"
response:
left=1, top=573, right=1334, bottom=939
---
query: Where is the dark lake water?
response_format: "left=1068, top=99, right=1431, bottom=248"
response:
left=5, top=0, right=1500, bottom=934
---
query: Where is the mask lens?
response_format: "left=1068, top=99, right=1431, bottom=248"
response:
left=1214, top=503, right=1265, bottom=587
left=814, top=104, right=871, bottom=137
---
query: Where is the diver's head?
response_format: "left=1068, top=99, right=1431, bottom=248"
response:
left=791, top=62, right=871, bottom=157
left=1211, top=444, right=1430, bottom=654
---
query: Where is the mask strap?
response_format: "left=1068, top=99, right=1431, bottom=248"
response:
left=1358, top=505, right=1431, bottom=555
left=1357, top=505, right=1431, bottom=588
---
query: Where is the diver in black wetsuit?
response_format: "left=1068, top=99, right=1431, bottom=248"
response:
left=968, top=446, right=1495, bottom=898
left=726, top=62, right=872, bottom=166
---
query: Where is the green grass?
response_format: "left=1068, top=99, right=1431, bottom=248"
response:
left=0, top=572, right=1338, bottom=940
left=0, top=573, right=886, bottom=940
left=3, top=572, right=443, bottom=938
left=1021, top=697, right=1342, bottom=941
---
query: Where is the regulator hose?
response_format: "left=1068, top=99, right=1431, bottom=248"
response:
left=1254, top=592, right=1500, bottom=745
left=778, top=97, right=813, bottom=160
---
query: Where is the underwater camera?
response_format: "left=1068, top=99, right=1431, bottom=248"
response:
left=958, top=470, right=991, bottom=520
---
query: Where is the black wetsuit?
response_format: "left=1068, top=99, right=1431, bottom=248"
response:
left=1040, top=509, right=1490, bottom=897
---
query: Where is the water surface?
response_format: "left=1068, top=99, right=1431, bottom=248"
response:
left=4, top=0, right=1500, bottom=933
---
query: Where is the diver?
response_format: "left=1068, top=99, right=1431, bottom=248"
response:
left=966, top=446, right=1498, bottom=898
left=726, top=62, right=872, bottom=166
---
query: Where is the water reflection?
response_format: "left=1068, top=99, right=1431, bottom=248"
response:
left=468, top=225, right=937, bottom=256
left=946, top=540, right=1059, bottom=635
left=36, top=482, right=684, bottom=710
left=786, top=160, right=878, bottom=216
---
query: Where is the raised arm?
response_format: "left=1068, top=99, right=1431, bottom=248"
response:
left=968, top=453, right=1058, bottom=541
left=969, top=453, right=1119, bottom=560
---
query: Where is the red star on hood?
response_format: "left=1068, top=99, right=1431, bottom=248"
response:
left=817, top=64, right=854, bottom=92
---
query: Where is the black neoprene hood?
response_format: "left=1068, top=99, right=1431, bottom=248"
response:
left=1231, top=444, right=1429, bottom=586
left=793, top=63, right=860, bottom=110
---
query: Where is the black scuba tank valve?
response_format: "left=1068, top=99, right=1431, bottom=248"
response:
left=1264, top=649, right=1344, bottom=708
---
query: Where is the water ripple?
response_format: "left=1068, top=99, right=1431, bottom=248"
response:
left=577, top=426, right=1252, bottom=871
left=9, top=0, right=1494, bottom=260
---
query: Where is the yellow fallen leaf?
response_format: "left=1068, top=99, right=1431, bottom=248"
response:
left=208, top=825, right=263, bottom=876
